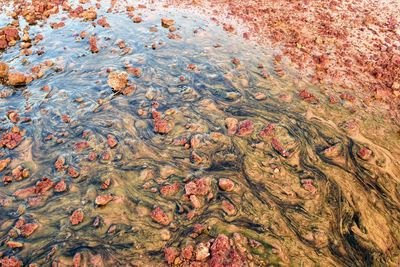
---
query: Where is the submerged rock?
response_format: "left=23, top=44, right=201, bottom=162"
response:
left=107, top=71, right=128, bottom=91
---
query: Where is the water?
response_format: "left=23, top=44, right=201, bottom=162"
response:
left=1, top=1, right=400, bottom=266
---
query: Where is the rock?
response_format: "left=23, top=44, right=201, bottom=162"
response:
left=0, top=61, right=9, bottom=78
left=358, top=147, right=372, bottom=160
left=81, top=9, right=97, bottom=20
left=150, top=206, right=170, bottom=225
left=107, top=134, right=118, bottom=148
left=89, top=35, right=99, bottom=53
left=0, top=158, right=11, bottom=172
left=190, top=195, right=202, bottom=209
left=68, top=167, right=80, bottom=178
left=95, top=194, right=113, bottom=206
left=97, top=17, right=110, bottom=28
left=225, top=117, right=238, bottom=136
left=107, top=71, right=128, bottom=91
left=218, top=178, right=235, bottom=192
left=133, top=16, right=143, bottom=23
left=70, top=209, right=84, bottom=225
left=54, top=179, right=67, bottom=192
left=6, top=241, right=24, bottom=248
left=271, top=138, right=289, bottom=157
left=164, top=247, right=178, bottom=264
left=154, top=119, right=173, bottom=134
left=161, top=18, right=175, bottom=27
left=35, top=177, right=54, bottom=194
left=0, top=256, right=22, bottom=267
left=20, top=223, right=38, bottom=237
left=7, top=72, right=27, bottom=86
left=236, top=120, right=254, bottom=136
left=195, top=242, right=210, bottom=261
left=185, top=177, right=211, bottom=196
left=222, top=200, right=236, bottom=215
left=160, top=183, right=180, bottom=196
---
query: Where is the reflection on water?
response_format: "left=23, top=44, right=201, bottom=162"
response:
left=1, top=1, right=400, bottom=266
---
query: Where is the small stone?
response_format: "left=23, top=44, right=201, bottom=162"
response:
left=70, top=209, right=84, bottom=225
left=0, top=61, right=9, bottom=78
left=107, top=71, right=128, bottom=91
left=161, top=18, right=175, bottom=27
left=7, top=72, right=27, bottom=86
left=95, top=194, right=113, bottom=206
left=218, top=178, right=235, bottom=192
left=151, top=206, right=171, bottom=225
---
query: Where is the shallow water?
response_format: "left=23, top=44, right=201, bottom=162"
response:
left=1, top=1, right=400, bottom=266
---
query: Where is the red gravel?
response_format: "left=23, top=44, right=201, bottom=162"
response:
left=171, top=0, right=400, bottom=122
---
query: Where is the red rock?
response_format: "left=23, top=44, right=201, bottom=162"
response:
left=54, top=156, right=65, bottom=170
left=107, top=71, right=128, bottom=91
left=160, top=182, right=180, bottom=196
left=62, top=114, right=71, bottom=123
left=101, top=178, right=111, bottom=190
left=0, top=126, right=24, bottom=149
left=13, top=187, right=36, bottom=199
left=259, top=124, right=275, bottom=138
left=340, top=93, right=355, bottom=102
left=7, top=110, right=20, bottom=123
left=236, top=120, right=254, bottom=136
left=299, top=89, right=318, bottom=103
left=0, top=157, right=11, bottom=172
left=161, top=18, right=175, bottom=27
left=133, top=17, right=143, bottom=23
left=88, top=151, right=98, bottom=161
left=164, top=247, right=178, bottom=264
left=218, top=178, right=235, bottom=192
left=54, top=179, right=67, bottom=192
left=107, top=134, right=118, bottom=148
left=89, top=35, right=99, bottom=53
left=232, top=57, right=240, bottom=65
left=223, top=23, right=235, bottom=32
left=0, top=61, right=9, bottom=78
left=150, top=206, right=171, bottom=225
left=7, top=72, right=27, bottom=86
left=73, top=253, right=81, bottom=267
left=225, top=118, right=238, bottom=136
left=27, top=196, right=43, bottom=207
left=81, top=9, right=97, bottom=20
left=126, top=67, right=142, bottom=77
left=0, top=256, right=22, bottom=267
left=70, top=209, right=84, bottom=225
left=301, top=179, right=317, bottom=194
left=97, top=17, right=110, bottom=28
left=358, top=147, right=372, bottom=160
left=20, top=223, right=39, bottom=237
left=75, top=141, right=90, bottom=151
left=221, top=200, right=236, bottom=215
left=185, top=177, right=211, bottom=196
left=154, top=119, right=173, bottom=134
left=195, top=242, right=210, bottom=261
left=50, top=21, right=65, bottom=29
left=35, top=177, right=54, bottom=194
left=271, top=138, right=289, bottom=157
left=95, top=194, right=113, bottom=206
left=6, top=241, right=24, bottom=248
left=181, top=244, right=194, bottom=260
left=188, top=64, right=197, bottom=71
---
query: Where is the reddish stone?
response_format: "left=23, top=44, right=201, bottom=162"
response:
left=154, top=119, right=173, bottom=134
left=218, top=178, right=235, bottom=192
left=150, top=206, right=171, bottom=225
left=185, top=177, right=211, bottom=196
left=0, top=157, right=11, bottom=172
left=13, top=187, right=36, bottom=199
left=221, top=200, right=236, bottom=215
left=97, top=17, right=110, bottom=28
left=88, top=152, right=98, bottom=161
left=164, top=247, right=178, bottom=264
left=0, top=61, right=9, bottom=78
left=68, top=167, right=80, bottom=178
left=73, top=253, right=81, bottom=267
left=0, top=127, right=24, bottom=150
left=54, top=156, right=65, bottom=170
left=35, top=177, right=54, bottom=194
left=126, top=67, right=142, bottom=77
left=107, top=134, right=118, bottom=148
left=211, top=234, right=230, bottom=257
left=340, top=93, right=355, bottom=102
left=160, top=182, right=180, bottom=196
left=133, top=17, right=143, bottom=23
left=70, top=209, right=84, bottom=225
left=20, top=223, right=39, bottom=237
left=188, top=64, right=197, bottom=71
left=271, top=138, right=289, bottom=157
left=299, top=89, right=318, bottom=103
left=75, top=141, right=90, bottom=151
left=259, top=124, right=275, bottom=138
left=181, top=244, right=194, bottom=260
left=54, top=179, right=67, bottom=192
left=236, top=120, right=254, bottom=136
left=7, top=72, right=27, bottom=86
left=301, top=179, right=317, bottom=194
left=358, top=147, right=372, bottom=160
left=89, top=36, right=99, bottom=53
left=0, top=256, right=22, bottom=267
left=95, top=194, right=113, bottom=206
left=101, top=178, right=111, bottom=190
